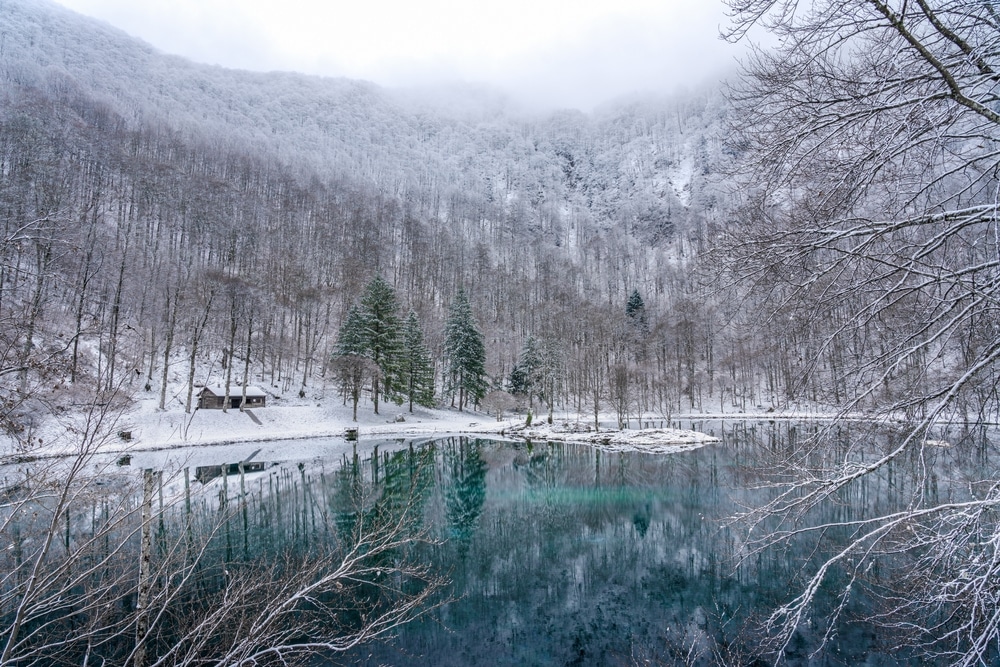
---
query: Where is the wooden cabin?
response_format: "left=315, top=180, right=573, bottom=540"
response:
left=197, top=385, right=267, bottom=409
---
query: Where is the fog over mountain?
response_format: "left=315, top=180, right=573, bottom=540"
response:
left=3, top=0, right=731, bottom=240
left=1, top=0, right=742, bottom=428
left=49, top=0, right=740, bottom=112
left=5, top=2, right=1000, bottom=665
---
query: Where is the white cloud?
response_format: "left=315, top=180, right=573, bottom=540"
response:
left=52, top=0, right=742, bottom=110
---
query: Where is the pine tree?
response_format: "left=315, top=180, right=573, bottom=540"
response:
left=508, top=335, right=542, bottom=408
left=625, top=289, right=648, bottom=333
left=507, top=364, right=529, bottom=399
left=359, top=275, right=404, bottom=415
left=401, top=310, right=435, bottom=412
left=331, top=276, right=405, bottom=419
left=443, top=289, right=487, bottom=411
left=625, top=288, right=649, bottom=361
left=332, top=305, right=371, bottom=421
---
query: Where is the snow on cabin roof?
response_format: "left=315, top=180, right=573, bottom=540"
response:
left=199, top=385, right=267, bottom=398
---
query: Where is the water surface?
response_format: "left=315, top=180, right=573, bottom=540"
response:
left=6, top=420, right=990, bottom=665
left=338, top=421, right=989, bottom=665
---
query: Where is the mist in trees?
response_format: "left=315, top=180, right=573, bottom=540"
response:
left=0, top=59, right=733, bottom=439
left=7, top=0, right=1000, bottom=661
left=0, top=0, right=753, bottom=442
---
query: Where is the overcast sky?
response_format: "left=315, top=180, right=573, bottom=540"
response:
left=52, top=0, right=745, bottom=111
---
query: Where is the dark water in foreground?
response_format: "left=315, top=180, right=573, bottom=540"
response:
left=4, top=421, right=992, bottom=665
left=334, top=422, right=990, bottom=666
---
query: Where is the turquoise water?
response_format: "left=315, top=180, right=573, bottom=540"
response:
left=4, top=421, right=988, bottom=665
left=336, top=423, right=987, bottom=666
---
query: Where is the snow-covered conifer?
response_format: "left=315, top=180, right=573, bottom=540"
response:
left=401, top=310, right=435, bottom=412
left=508, top=335, right=542, bottom=408
left=333, top=305, right=372, bottom=421
left=443, top=289, right=486, bottom=411
left=359, top=275, right=404, bottom=415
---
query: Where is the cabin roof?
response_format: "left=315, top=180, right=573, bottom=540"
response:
left=199, top=385, right=267, bottom=399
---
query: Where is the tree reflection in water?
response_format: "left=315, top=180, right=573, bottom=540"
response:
left=8, top=424, right=987, bottom=665
left=345, top=424, right=998, bottom=666
left=444, top=438, right=488, bottom=553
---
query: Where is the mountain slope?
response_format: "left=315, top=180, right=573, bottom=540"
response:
left=1, top=0, right=730, bottom=247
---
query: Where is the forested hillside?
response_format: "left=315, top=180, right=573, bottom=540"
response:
left=3, top=0, right=986, bottom=446
left=0, top=0, right=746, bottom=435
left=7, top=0, right=1000, bottom=663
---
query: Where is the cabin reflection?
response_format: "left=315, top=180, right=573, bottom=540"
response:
left=194, top=461, right=268, bottom=483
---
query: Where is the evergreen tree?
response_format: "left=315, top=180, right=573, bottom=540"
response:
left=507, top=364, right=530, bottom=399
left=625, top=289, right=648, bottom=332
left=332, top=305, right=371, bottom=421
left=359, top=275, right=404, bottom=415
left=331, top=276, right=406, bottom=418
left=508, top=335, right=543, bottom=408
left=401, top=310, right=435, bottom=412
left=443, top=289, right=487, bottom=411
left=625, top=288, right=649, bottom=361
left=336, top=305, right=367, bottom=356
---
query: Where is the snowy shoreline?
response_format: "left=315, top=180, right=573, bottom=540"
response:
left=3, top=391, right=749, bottom=462
left=501, top=421, right=719, bottom=454
left=8, top=392, right=947, bottom=465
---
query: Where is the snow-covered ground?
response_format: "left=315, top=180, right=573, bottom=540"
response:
left=10, top=375, right=928, bottom=468
left=504, top=420, right=718, bottom=454
left=3, top=386, right=725, bottom=463
left=14, top=378, right=914, bottom=465
left=121, top=393, right=722, bottom=457
left=110, top=393, right=513, bottom=453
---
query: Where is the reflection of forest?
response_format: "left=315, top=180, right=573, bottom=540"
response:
left=354, top=424, right=998, bottom=667
left=0, top=439, right=442, bottom=664
left=406, top=437, right=745, bottom=666
left=6, top=425, right=992, bottom=665
left=444, top=439, right=488, bottom=550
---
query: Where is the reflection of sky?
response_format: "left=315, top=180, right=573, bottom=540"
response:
left=51, top=0, right=747, bottom=111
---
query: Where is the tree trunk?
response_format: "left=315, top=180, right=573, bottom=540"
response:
left=105, top=241, right=129, bottom=391
left=240, top=316, right=253, bottom=411
left=134, top=469, right=155, bottom=667
left=223, top=301, right=238, bottom=413
left=158, top=286, right=179, bottom=411
left=185, top=291, right=215, bottom=414
left=20, top=243, right=51, bottom=394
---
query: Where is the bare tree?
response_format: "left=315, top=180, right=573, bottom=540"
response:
left=183, top=280, right=216, bottom=415
left=331, top=353, right=377, bottom=422
left=723, top=0, right=1000, bottom=663
left=0, top=396, right=445, bottom=667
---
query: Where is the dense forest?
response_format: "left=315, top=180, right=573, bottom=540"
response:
left=3, top=0, right=997, bottom=438
left=0, top=0, right=737, bottom=436
left=5, top=0, right=1000, bottom=663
